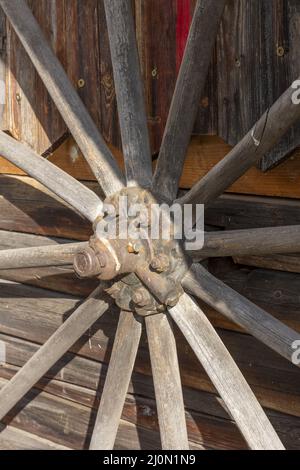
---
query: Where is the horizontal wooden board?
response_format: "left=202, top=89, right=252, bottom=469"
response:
left=0, top=424, right=70, bottom=450
left=1, top=136, right=300, bottom=199
left=234, top=254, right=300, bottom=274
left=0, top=279, right=300, bottom=419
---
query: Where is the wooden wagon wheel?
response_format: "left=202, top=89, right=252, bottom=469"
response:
left=0, top=0, right=299, bottom=450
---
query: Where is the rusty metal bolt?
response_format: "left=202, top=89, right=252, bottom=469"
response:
left=276, top=46, right=285, bottom=57
left=150, top=254, right=170, bottom=273
left=132, top=287, right=151, bottom=307
left=73, top=247, right=103, bottom=278
left=127, top=241, right=142, bottom=254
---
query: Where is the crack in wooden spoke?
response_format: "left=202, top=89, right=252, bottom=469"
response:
left=182, top=264, right=300, bottom=364
left=104, top=0, right=152, bottom=188
left=90, top=311, right=142, bottom=450
left=169, top=293, right=284, bottom=450
left=145, top=313, right=189, bottom=450
left=0, top=242, right=88, bottom=269
left=153, top=0, right=226, bottom=201
left=178, top=77, right=300, bottom=207
left=189, top=226, right=300, bottom=260
left=0, top=131, right=103, bottom=222
left=0, top=0, right=125, bottom=196
left=0, top=285, right=108, bottom=422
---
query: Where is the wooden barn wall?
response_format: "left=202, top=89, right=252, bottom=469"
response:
left=1, top=0, right=299, bottom=168
left=0, top=0, right=300, bottom=450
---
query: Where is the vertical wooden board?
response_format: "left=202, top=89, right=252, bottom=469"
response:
left=4, top=0, right=122, bottom=155
left=198, top=0, right=300, bottom=171
left=135, top=0, right=177, bottom=153
left=5, top=0, right=66, bottom=154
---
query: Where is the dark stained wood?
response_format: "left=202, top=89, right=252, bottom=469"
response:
left=179, top=77, right=300, bottom=206
left=205, top=194, right=300, bottom=230
left=193, top=0, right=300, bottom=171
left=1, top=0, right=125, bottom=196
left=135, top=0, right=177, bottom=153
left=153, top=0, right=226, bottom=201
left=234, top=254, right=300, bottom=274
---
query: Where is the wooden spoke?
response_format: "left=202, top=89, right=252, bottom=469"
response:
left=0, top=242, right=87, bottom=269
left=153, top=0, right=226, bottom=201
left=178, top=77, right=300, bottom=206
left=0, top=131, right=103, bottom=222
left=0, top=0, right=125, bottom=196
left=90, top=311, right=142, bottom=450
left=0, top=285, right=108, bottom=422
left=145, top=313, right=189, bottom=450
left=182, top=264, right=300, bottom=365
left=169, top=293, right=284, bottom=450
left=190, top=225, right=300, bottom=260
left=104, top=0, right=152, bottom=188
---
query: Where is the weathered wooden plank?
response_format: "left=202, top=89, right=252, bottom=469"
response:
left=1, top=280, right=300, bottom=419
left=202, top=0, right=300, bottom=171
left=2, top=367, right=299, bottom=451
left=0, top=242, right=87, bottom=269
left=183, top=264, right=300, bottom=364
left=179, top=75, right=300, bottom=206
left=192, top=226, right=300, bottom=259
left=1, top=0, right=125, bottom=195
left=104, top=0, right=152, bottom=188
left=90, top=311, right=142, bottom=450
left=146, top=313, right=189, bottom=449
left=0, top=175, right=93, bottom=240
left=152, top=0, right=226, bottom=201
left=205, top=193, right=300, bottom=229
left=170, top=294, right=284, bottom=450
left=0, top=131, right=103, bottom=222
left=234, top=254, right=300, bottom=274
left=0, top=285, right=108, bottom=422
left=135, top=0, right=177, bottom=153
left=0, top=424, right=70, bottom=450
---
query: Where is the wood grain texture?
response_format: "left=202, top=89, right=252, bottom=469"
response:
left=233, top=254, right=300, bottom=274
left=192, top=225, right=300, bottom=259
left=207, top=0, right=300, bottom=171
left=0, top=241, right=87, bottom=269
left=183, top=264, right=300, bottom=365
left=1, top=0, right=125, bottom=195
left=90, top=311, right=142, bottom=450
left=104, top=0, right=152, bottom=188
left=3, top=134, right=299, bottom=200
left=0, top=284, right=108, bottom=422
left=1, top=279, right=300, bottom=421
left=179, top=77, right=300, bottom=206
left=146, top=313, right=189, bottom=450
left=0, top=132, right=103, bottom=222
left=170, top=294, right=285, bottom=450
left=152, top=0, right=226, bottom=201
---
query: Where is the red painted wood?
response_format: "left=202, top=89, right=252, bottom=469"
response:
left=176, top=0, right=191, bottom=73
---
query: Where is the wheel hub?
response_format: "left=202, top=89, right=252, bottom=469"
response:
left=73, top=187, right=191, bottom=310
